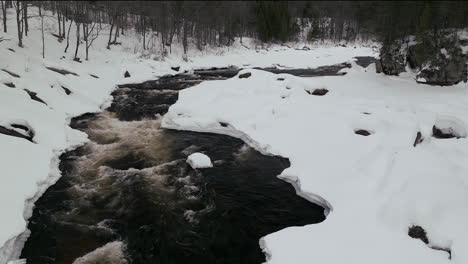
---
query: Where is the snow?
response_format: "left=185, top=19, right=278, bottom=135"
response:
left=440, top=48, right=450, bottom=58
left=186, top=153, right=213, bottom=169
left=163, top=63, right=468, bottom=264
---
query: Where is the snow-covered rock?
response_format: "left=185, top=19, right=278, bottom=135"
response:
left=186, top=153, right=213, bottom=169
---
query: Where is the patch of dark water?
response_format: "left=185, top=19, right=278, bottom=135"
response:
left=21, top=67, right=331, bottom=264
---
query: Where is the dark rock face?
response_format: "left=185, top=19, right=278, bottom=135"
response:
left=408, top=225, right=429, bottom=244
left=354, top=129, right=371, bottom=136
left=171, top=66, right=180, bottom=72
left=307, top=88, right=329, bottom=96
left=413, top=131, right=423, bottom=147
left=124, top=71, right=131, bottom=78
left=378, top=32, right=468, bottom=85
left=416, top=46, right=467, bottom=86
left=377, top=44, right=406, bottom=75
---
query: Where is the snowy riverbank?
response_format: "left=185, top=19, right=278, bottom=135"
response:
left=163, top=65, right=468, bottom=264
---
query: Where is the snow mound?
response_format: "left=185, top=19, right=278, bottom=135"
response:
left=186, top=153, right=213, bottom=169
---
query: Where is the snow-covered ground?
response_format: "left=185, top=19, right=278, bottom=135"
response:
left=3, top=4, right=467, bottom=264
left=163, top=64, right=468, bottom=263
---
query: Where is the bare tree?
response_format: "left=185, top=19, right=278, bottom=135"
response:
left=14, top=0, right=23, bottom=47
left=83, top=21, right=100, bottom=60
left=1, top=0, right=6, bottom=33
left=38, top=2, right=44, bottom=58
left=64, top=19, right=72, bottom=52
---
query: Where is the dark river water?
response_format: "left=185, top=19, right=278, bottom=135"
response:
left=20, top=61, right=372, bottom=264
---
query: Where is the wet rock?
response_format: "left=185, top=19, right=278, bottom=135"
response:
left=354, top=129, right=371, bottom=136
left=239, top=72, right=252, bottom=79
left=413, top=131, right=424, bottom=147
left=46, top=66, right=79, bottom=76
left=124, top=71, right=131, bottom=78
left=408, top=225, right=429, bottom=244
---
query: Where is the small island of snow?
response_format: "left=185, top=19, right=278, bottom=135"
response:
left=186, top=153, right=213, bottom=169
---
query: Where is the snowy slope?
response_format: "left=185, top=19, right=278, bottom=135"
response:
left=0, top=6, right=376, bottom=264
left=163, top=65, right=468, bottom=264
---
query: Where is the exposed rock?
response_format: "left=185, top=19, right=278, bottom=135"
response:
left=413, top=131, right=424, bottom=147
left=277, top=78, right=285, bottom=81
left=416, top=45, right=467, bottom=86
left=0, top=124, right=34, bottom=142
left=3, top=82, right=15, bottom=88
left=239, top=72, right=251, bottom=79
left=89, top=74, right=99, bottom=79
left=354, top=129, right=371, bottom=136
left=7, top=48, right=15, bottom=52
left=219, top=122, right=228, bottom=127
left=377, top=44, right=406, bottom=75
left=46, top=67, right=79, bottom=76
left=171, top=66, right=180, bottom=72
left=61, top=86, right=72, bottom=95
left=24, top=89, right=47, bottom=105
left=408, top=225, right=429, bottom=244
left=306, top=88, right=329, bottom=96
left=2, top=69, right=20, bottom=78
left=124, top=71, right=131, bottom=78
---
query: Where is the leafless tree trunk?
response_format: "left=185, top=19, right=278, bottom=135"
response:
left=15, top=1, right=22, bottom=47
left=39, top=3, right=44, bottom=58
left=74, top=22, right=81, bottom=60
left=22, top=0, right=27, bottom=36
left=107, top=22, right=113, bottom=49
left=64, top=19, right=72, bottom=52
left=1, top=0, right=6, bottom=33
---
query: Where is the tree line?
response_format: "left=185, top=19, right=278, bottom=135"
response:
left=1, top=1, right=467, bottom=61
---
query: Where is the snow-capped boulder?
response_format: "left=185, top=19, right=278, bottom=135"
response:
left=186, top=153, right=213, bottom=169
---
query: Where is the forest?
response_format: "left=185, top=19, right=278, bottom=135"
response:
left=1, top=1, right=467, bottom=58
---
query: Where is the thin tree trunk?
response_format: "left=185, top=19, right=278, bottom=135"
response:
left=15, top=1, right=22, bottom=47
left=39, top=4, right=44, bottom=58
left=57, top=5, right=61, bottom=36
left=74, top=22, right=80, bottom=60
left=64, top=19, right=72, bottom=52
left=107, top=22, right=113, bottom=49
left=1, top=0, right=6, bottom=33
left=22, top=0, right=27, bottom=36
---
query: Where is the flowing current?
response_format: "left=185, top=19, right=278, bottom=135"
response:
left=20, top=62, right=373, bottom=263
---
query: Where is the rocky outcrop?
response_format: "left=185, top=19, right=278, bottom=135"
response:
left=416, top=45, right=467, bottom=86
left=376, top=42, right=406, bottom=75
left=377, top=31, right=468, bottom=86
